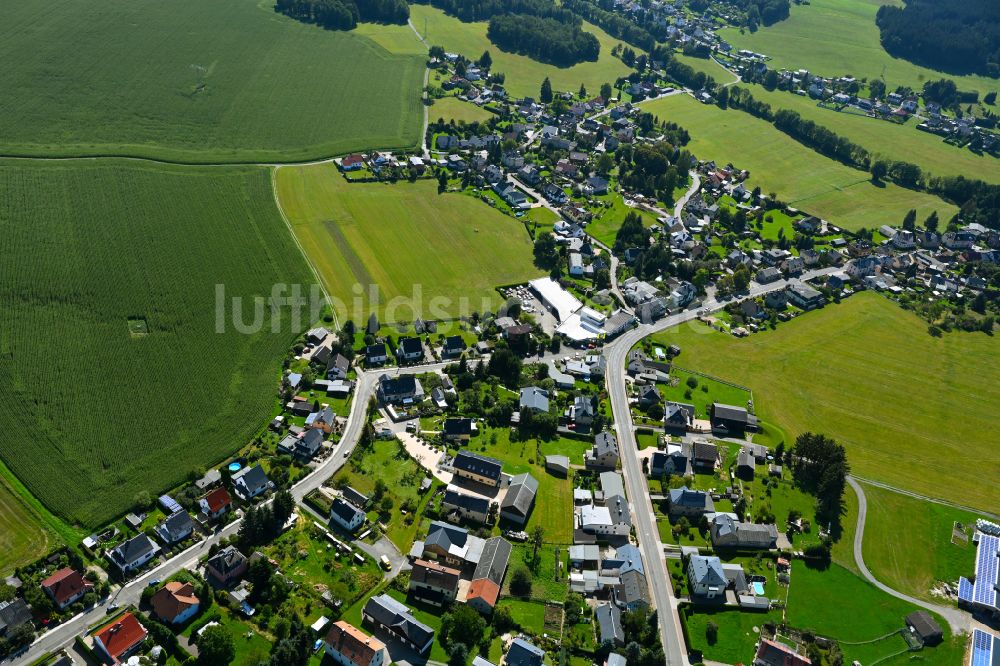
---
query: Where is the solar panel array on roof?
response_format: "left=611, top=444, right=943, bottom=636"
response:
left=159, top=495, right=181, bottom=514
left=959, top=577, right=975, bottom=603
left=974, top=534, right=999, bottom=607
left=971, top=629, right=999, bottom=666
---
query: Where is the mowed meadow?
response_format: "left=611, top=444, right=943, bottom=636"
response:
left=642, top=94, right=956, bottom=230
left=0, top=0, right=425, bottom=162
left=720, top=0, right=1000, bottom=96
left=410, top=4, right=632, bottom=99
left=276, top=164, right=542, bottom=321
left=655, top=292, right=999, bottom=512
left=0, top=161, right=313, bottom=527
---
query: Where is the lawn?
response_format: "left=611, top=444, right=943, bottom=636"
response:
left=583, top=196, right=660, bottom=248
left=503, top=544, right=570, bottom=603
left=410, top=4, right=632, bottom=99
left=653, top=292, right=999, bottom=513
left=681, top=606, right=784, bottom=665
left=332, top=439, right=432, bottom=550
left=673, top=53, right=739, bottom=86
left=428, top=96, right=496, bottom=125
left=538, top=436, right=591, bottom=465
left=786, top=561, right=957, bottom=664
left=0, top=160, right=312, bottom=527
left=497, top=598, right=547, bottom=636
left=0, top=474, right=57, bottom=575
left=640, top=94, right=956, bottom=230
left=739, top=84, right=1000, bottom=184
left=654, top=366, right=752, bottom=420
left=860, top=482, right=980, bottom=602
left=458, top=426, right=575, bottom=544
left=719, top=0, right=1000, bottom=96
left=0, top=0, right=424, bottom=161
left=275, top=164, right=542, bottom=322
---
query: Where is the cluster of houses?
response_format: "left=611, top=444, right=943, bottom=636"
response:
left=528, top=277, right=636, bottom=345
left=437, top=450, right=540, bottom=529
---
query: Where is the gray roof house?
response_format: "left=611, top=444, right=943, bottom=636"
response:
left=472, top=536, right=512, bottom=586
left=362, top=594, right=435, bottom=653
left=519, top=387, right=550, bottom=413
left=710, top=514, right=778, bottom=549
left=506, top=638, right=545, bottom=666
left=108, top=534, right=160, bottom=574
left=232, top=464, right=272, bottom=501
left=452, top=451, right=503, bottom=486
left=330, top=497, right=366, bottom=533
left=545, top=455, right=570, bottom=476
left=688, top=555, right=728, bottom=598
left=596, top=602, right=624, bottom=646
left=668, top=488, right=715, bottom=517
left=0, top=599, right=32, bottom=638
left=442, top=487, right=491, bottom=524
left=155, top=510, right=195, bottom=545
left=616, top=569, right=651, bottom=610
left=500, top=473, right=538, bottom=526
left=586, top=431, right=619, bottom=470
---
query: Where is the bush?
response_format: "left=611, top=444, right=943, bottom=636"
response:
left=510, top=567, right=533, bottom=597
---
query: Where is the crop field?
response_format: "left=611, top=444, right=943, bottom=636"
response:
left=641, top=94, right=956, bottom=230
left=0, top=0, right=425, bottom=162
left=428, top=96, right=496, bottom=124
left=0, top=161, right=312, bottom=527
left=275, top=164, right=541, bottom=321
left=740, top=84, right=1000, bottom=184
left=652, top=292, right=999, bottom=512
left=719, top=0, right=1000, bottom=96
left=861, top=482, right=980, bottom=602
left=410, top=4, right=632, bottom=99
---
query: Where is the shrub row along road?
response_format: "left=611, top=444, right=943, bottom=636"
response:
left=17, top=268, right=839, bottom=666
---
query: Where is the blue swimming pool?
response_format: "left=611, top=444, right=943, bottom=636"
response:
left=752, top=581, right=765, bottom=595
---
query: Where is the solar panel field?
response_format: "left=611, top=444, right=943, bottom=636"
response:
left=0, top=160, right=313, bottom=527
left=0, top=0, right=425, bottom=162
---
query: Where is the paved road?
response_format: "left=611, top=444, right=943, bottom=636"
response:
left=674, top=171, right=701, bottom=219
left=601, top=266, right=840, bottom=666
left=846, top=477, right=968, bottom=633
left=16, top=268, right=836, bottom=666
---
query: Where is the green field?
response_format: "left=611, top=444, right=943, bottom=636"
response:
left=653, top=292, right=998, bottom=512
left=786, top=561, right=960, bottom=664
left=428, top=96, right=496, bottom=124
left=682, top=606, right=784, bottom=664
left=0, top=476, right=56, bottom=575
left=720, top=0, right=1000, bottom=96
left=0, top=0, right=425, bottom=161
left=275, top=164, right=541, bottom=321
left=739, top=84, right=1000, bottom=183
left=641, top=94, right=956, bottom=230
left=411, top=4, right=632, bottom=99
left=0, top=161, right=312, bottom=527
left=861, top=483, right=980, bottom=602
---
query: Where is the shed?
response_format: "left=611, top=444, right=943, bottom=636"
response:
left=906, top=611, right=942, bottom=646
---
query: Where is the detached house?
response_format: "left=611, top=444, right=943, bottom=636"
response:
left=108, top=534, right=160, bottom=574
left=668, top=488, right=714, bottom=517
left=396, top=337, right=424, bottom=363
left=41, top=568, right=93, bottom=610
left=325, top=621, right=387, bottom=666
left=151, top=581, right=200, bottom=625
left=586, top=431, right=619, bottom=470
left=331, top=498, right=366, bottom=533
left=199, top=487, right=232, bottom=521
left=206, top=546, right=248, bottom=586
left=710, top=514, right=778, bottom=549
left=688, top=555, right=727, bottom=598
left=443, top=418, right=477, bottom=443
left=232, top=464, right=272, bottom=501
left=155, top=510, right=195, bottom=545
left=94, top=612, right=147, bottom=665
left=377, top=375, right=424, bottom=405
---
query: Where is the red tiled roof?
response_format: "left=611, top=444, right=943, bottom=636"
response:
left=41, top=567, right=91, bottom=606
left=325, top=620, right=385, bottom=666
left=343, top=154, right=364, bottom=166
left=204, top=487, right=231, bottom=513
left=150, top=581, right=200, bottom=623
left=466, top=578, right=500, bottom=608
left=95, top=612, right=147, bottom=662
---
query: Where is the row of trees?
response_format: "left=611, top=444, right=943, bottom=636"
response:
left=237, top=489, right=296, bottom=550
left=789, top=432, right=849, bottom=524
left=562, top=0, right=659, bottom=51
left=877, top=0, right=1000, bottom=78
left=487, top=15, right=600, bottom=66
left=414, top=0, right=574, bottom=23
left=274, top=0, right=408, bottom=31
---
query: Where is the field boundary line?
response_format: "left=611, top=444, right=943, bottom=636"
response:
left=270, top=166, right=340, bottom=331
left=852, top=475, right=1000, bottom=520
